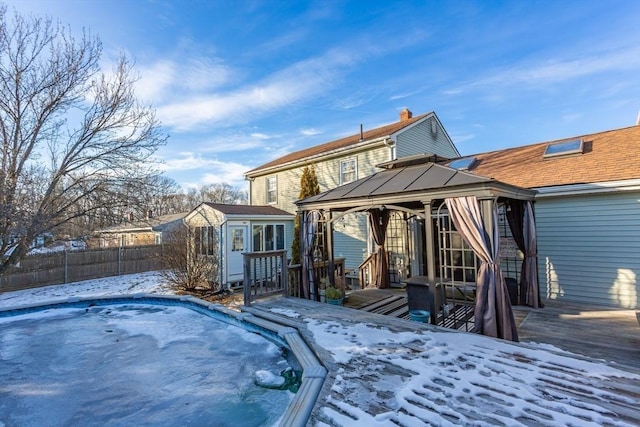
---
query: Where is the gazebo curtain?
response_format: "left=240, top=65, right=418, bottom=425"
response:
left=301, top=210, right=320, bottom=300
left=505, top=200, right=540, bottom=308
left=445, top=196, right=518, bottom=341
left=368, top=209, right=390, bottom=289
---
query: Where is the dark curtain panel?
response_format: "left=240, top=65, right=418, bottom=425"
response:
left=368, top=209, right=390, bottom=289
left=505, top=199, right=541, bottom=308
left=445, top=196, right=518, bottom=342
left=505, top=199, right=526, bottom=305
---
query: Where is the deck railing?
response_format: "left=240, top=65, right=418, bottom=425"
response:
left=358, top=253, right=375, bottom=288
left=242, top=250, right=288, bottom=306
left=242, top=253, right=346, bottom=305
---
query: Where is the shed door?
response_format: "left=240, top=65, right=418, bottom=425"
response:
left=227, top=226, right=247, bottom=281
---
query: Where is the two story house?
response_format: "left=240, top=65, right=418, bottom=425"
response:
left=244, top=109, right=460, bottom=273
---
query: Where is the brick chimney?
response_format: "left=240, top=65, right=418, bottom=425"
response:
left=400, top=108, right=413, bottom=122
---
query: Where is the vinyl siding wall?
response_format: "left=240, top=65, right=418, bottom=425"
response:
left=395, top=117, right=459, bottom=159
left=251, top=144, right=393, bottom=214
left=536, top=191, right=640, bottom=309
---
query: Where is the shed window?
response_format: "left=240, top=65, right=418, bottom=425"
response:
left=194, top=226, right=217, bottom=256
left=252, top=224, right=285, bottom=252
left=266, top=176, right=277, bottom=204
left=340, top=158, right=357, bottom=185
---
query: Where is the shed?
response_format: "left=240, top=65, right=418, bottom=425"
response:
left=185, top=203, right=295, bottom=288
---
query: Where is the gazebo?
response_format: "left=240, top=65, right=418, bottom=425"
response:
left=296, top=155, right=540, bottom=342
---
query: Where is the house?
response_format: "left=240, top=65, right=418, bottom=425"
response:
left=244, top=109, right=460, bottom=271
left=184, top=203, right=294, bottom=288
left=450, top=125, right=640, bottom=309
left=294, top=124, right=640, bottom=312
left=88, top=212, right=188, bottom=249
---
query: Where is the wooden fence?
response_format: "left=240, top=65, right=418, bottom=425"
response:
left=0, top=245, right=163, bottom=293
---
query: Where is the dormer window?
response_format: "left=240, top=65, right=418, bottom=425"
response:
left=543, top=138, right=584, bottom=158
left=449, top=157, right=476, bottom=171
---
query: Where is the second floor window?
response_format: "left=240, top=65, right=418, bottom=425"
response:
left=266, top=176, right=277, bottom=204
left=340, top=158, right=357, bottom=185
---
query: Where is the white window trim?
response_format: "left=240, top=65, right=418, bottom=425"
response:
left=340, top=157, right=357, bottom=185
left=266, top=176, right=277, bottom=204
left=252, top=223, right=286, bottom=252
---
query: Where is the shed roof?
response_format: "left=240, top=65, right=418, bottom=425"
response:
left=203, top=203, right=293, bottom=217
left=457, top=125, right=640, bottom=189
left=245, top=111, right=432, bottom=175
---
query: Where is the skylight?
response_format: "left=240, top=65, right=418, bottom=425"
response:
left=543, top=138, right=584, bottom=158
left=449, top=157, right=476, bottom=170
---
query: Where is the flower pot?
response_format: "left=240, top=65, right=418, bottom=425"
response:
left=326, top=298, right=343, bottom=306
left=319, top=289, right=326, bottom=303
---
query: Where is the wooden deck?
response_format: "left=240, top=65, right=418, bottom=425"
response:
left=246, top=295, right=640, bottom=426
left=344, top=287, right=640, bottom=371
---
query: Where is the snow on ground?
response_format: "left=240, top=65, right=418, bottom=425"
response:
left=1, top=273, right=639, bottom=426
left=0, top=271, right=174, bottom=308
left=303, top=317, right=640, bottom=426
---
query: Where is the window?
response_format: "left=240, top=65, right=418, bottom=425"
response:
left=194, top=226, right=217, bottom=256
left=340, top=158, right=357, bottom=184
left=252, top=224, right=285, bottom=252
left=449, top=157, right=476, bottom=171
left=232, top=228, right=244, bottom=251
left=266, top=176, right=277, bottom=204
left=436, top=206, right=478, bottom=284
left=543, top=138, right=583, bottom=158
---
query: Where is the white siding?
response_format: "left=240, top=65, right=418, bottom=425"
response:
left=536, top=191, right=640, bottom=309
left=395, top=117, right=459, bottom=159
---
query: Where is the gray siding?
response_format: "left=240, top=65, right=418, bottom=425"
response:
left=333, top=213, right=368, bottom=271
left=395, top=117, right=459, bottom=159
left=536, top=191, right=640, bottom=309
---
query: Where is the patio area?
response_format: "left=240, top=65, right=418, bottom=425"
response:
left=341, top=287, right=640, bottom=372
left=244, top=295, right=640, bottom=426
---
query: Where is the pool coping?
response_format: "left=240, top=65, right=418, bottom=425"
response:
left=0, top=293, right=327, bottom=427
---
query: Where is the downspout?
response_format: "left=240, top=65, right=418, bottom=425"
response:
left=383, top=137, right=395, bottom=160
left=219, top=221, right=226, bottom=289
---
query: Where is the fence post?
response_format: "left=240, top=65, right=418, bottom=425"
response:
left=64, top=249, right=68, bottom=284
left=118, top=247, right=122, bottom=276
left=243, top=253, right=251, bottom=306
left=281, top=251, right=288, bottom=298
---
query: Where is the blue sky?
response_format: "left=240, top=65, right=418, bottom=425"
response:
left=5, top=0, right=640, bottom=190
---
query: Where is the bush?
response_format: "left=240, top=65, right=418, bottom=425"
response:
left=160, top=225, right=219, bottom=292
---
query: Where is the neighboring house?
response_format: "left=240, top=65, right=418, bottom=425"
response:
left=244, top=109, right=459, bottom=270
left=449, top=125, right=640, bottom=309
left=88, top=212, right=188, bottom=249
left=184, top=203, right=295, bottom=288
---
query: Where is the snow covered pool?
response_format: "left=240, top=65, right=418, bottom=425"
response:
left=0, top=301, right=295, bottom=426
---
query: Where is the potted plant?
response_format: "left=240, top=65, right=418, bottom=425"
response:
left=319, top=277, right=330, bottom=303
left=325, top=286, right=343, bottom=305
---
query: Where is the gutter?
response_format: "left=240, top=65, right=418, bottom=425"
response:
left=534, top=179, right=640, bottom=198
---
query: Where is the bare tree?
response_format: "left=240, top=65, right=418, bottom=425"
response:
left=0, top=6, right=167, bottom=274
left=184, top=182, right=247, bottom=207
left=160, top=224, right=219, bottom=293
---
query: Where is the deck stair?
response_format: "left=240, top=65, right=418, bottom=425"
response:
left=349, top=290, right=475, bottom=330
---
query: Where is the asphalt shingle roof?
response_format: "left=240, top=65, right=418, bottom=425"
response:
left=461, top=125, right=640, bottom=189
left=245, top=112, right=431, bottom=174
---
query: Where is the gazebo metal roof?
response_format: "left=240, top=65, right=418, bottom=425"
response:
left=296, top=160, right=535, bottom=211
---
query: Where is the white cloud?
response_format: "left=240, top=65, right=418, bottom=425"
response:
left=135, top=57, right=233, bottom=104
left=300, top=128, right=322, bottom=136
left=446, top=47, right=640, bottom=96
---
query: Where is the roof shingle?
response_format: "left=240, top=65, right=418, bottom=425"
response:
left=245, top=112, right=431, bottom=175
left=461, top=125, right=640, bottom=189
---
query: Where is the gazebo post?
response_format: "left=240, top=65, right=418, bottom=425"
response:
left=423, top=201, right=436, bottom=281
